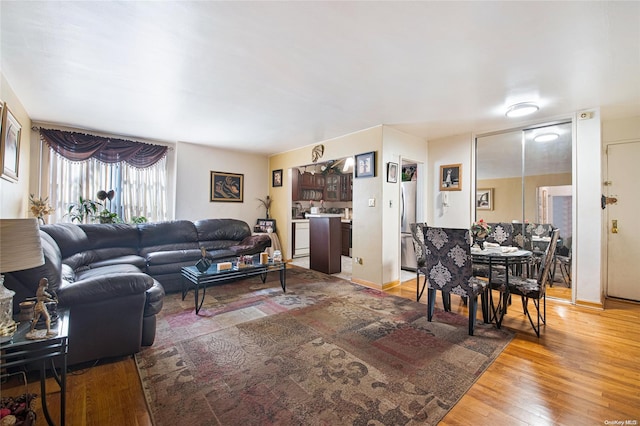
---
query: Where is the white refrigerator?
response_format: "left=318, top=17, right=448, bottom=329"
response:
left=401, top=181, right=417, bottom=271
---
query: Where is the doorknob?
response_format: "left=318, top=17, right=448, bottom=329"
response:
left=612, top=220, right=618, bottom=234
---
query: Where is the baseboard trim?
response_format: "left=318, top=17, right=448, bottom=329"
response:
left=575, top=299, right=604, bottom=310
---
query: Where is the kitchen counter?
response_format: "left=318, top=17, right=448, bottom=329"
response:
left=293, top=216, right=351, bottom=223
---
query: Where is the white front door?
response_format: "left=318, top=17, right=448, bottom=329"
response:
left=606, top=141, right=640, bottom=301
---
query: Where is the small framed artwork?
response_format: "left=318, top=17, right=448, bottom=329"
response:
left=0, top=104, right=22, bottom=183
left=477, top=188, right=494, bottom=210
left=355, top=151, right=376, bottom=178
left=439, top=163, right=461, bottom=191
left=256, top=218, right=276, bottom=233
left=272, top=169, right=283, bottom=187
left=210, top=171, right=244, bottom=202
left=387, top=162, right=398, bottom=183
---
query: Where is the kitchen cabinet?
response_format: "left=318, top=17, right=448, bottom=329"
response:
left=292, top=170, right=325, bottom=201
left=340, top=174, right=353, bottom=201
left=292, top=221, right=310, bottom=257
left=324, top=174, right=341, bottom=201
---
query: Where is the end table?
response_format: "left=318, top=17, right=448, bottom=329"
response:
left=1, top=309, right=69, bottom=426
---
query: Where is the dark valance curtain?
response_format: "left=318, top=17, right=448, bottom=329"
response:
left=40, top=128, right=168, bottom=168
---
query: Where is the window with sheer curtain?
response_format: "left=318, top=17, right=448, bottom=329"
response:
left=38, top=129, right=168, bottom=224
left=46, top=154, right=168, bottom=223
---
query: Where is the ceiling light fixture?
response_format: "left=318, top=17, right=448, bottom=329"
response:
left=534, top=133, right=559, bottom=143
left=343, top=157, right=354, bottom=172
left=505, top=102, right=539, bottom=118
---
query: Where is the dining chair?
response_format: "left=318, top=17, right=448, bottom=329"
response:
left=553, top=237, right=572, bottom=287
left=529, top=223, right=555, bottom=277
left=486, top=222, right=515, bottom=247
left=410, top=223, right=451, bottom=310
left=490, top=228, right=560, bottom=337
left=473, top=222, right=517, bottom=278
left=423, top=227, right=489, bottom=335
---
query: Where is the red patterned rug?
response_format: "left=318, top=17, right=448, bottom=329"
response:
left=135, top=266, right=513, bottom=425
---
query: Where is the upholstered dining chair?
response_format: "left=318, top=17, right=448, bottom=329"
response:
left=410, top=223, right=452, bottom=310
left=473, top=222, right=518, bottom=278
left=490, top=228, right=560, bottom=337
left=486, top=222, right=515, bottom=247
left=423, top=227, right=489, bottom=335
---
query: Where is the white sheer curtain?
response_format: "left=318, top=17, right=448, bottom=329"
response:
left=45, top=149, right=168, bottom=223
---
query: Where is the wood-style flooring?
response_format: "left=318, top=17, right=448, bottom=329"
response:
left=3, top=276, right=639, bottom=425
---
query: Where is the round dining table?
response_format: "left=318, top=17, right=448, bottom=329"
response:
left=471, top=246, right=533, bottom=328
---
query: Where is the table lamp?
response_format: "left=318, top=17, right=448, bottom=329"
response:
left=0, top=218, right=44, bottom=339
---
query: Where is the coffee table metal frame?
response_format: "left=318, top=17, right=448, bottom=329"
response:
left=181, top=259, right=286, bottom=314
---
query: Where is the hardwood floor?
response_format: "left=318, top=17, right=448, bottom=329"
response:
left=3, top=278, right=639, bottom=424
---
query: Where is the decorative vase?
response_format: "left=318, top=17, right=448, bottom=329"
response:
left=473, top=232, right=487, bottom=250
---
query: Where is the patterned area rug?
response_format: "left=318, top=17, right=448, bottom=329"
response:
left=135, top=267, right=513, bottom=425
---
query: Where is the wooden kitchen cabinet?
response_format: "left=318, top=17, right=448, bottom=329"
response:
left=340, top=174, right=353, bottom=201
left=324, top=174, right=340, bottom=201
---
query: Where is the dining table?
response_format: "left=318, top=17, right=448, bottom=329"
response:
left=471, top=245, right=533, bottom=328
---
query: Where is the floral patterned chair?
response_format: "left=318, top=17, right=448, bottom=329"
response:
left=473, top=222, right=517, bottom=278
left=529, top=223, right=556, bottom=277
left=486, top=222, right=515, bottom=246
left=424, top=227, right=489, bottom=335
left=410, top=223, right=451, bottom=310
left=490, top=228, right=560, bottom=337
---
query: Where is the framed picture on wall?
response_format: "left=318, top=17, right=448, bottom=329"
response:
left=272, top=169, right=283, bottom=187
left=387, top=162, right=398, bottom=183
left=476, top=188, right=493, bottom=210
left=355, top=151, right=376, bottom=178
left=210, top=171, right=244, bottom=202
left=1, top=104, right=22, bottom=183
left=439, top=163, right=461, bottom=191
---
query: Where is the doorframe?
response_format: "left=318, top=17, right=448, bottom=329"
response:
left=603, top=139, right=640, bottom=300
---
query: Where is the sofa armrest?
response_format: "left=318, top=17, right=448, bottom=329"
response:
left=58, top=272, right=154, bottom=306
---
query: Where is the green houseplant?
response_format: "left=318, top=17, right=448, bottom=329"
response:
left=67, top=196, right=101, bottom=223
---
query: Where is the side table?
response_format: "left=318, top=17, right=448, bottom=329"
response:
left=1, top=309, right=69, bottom=426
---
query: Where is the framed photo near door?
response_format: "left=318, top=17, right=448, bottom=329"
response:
left=439, top=163, right=461, bottom=191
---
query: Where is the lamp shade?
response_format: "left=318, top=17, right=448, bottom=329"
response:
left=0, top=218, right=45, bottom=273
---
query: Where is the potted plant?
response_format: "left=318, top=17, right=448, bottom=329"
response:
left=471, top=219, right=492, bottom=249
left=257, top=195, right=272, bottom=219
left=67, top=196, right=101, bottom=223
left=29, top=194, right=55, bottom=224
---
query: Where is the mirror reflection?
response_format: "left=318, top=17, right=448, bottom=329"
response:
left=476, top=122, right=572, bottom=300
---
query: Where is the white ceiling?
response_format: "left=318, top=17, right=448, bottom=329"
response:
left=1, top=1, right=639, bottom=155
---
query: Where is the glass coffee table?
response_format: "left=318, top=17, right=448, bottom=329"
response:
left=181, top=255, right=286, bottom=314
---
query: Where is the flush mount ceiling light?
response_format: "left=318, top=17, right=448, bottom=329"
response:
left=505, top=102, right=539, bottom=118
left=534, top=133, right=559, bottom=143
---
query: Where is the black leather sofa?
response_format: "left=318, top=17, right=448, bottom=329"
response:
left=5, top=218, right=271, bottom=365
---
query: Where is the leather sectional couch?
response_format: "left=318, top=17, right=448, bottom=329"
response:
left=5, top=218, right=271, bottom=365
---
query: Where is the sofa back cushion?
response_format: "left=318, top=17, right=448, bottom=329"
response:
left=40, top=223, right=99, bottom=270
left=138, top=220, right=199, bottom=256
left=41, top=223, right=89, bottom=259
left=79, top=223, right=140, bottom=261
left=195, top=219, right=252, bottom=250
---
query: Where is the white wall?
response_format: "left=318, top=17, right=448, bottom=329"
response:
left=427, top=133, right=473, bottom=228
left=174, top=142, right=269, bottom=225
left=0, top=74, right=32, bottom=218
left=574, top=109, right=603, bottom=306
left=269, top=126, right=385, bottom=287
left=381, top=127, right=427, bottom=287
